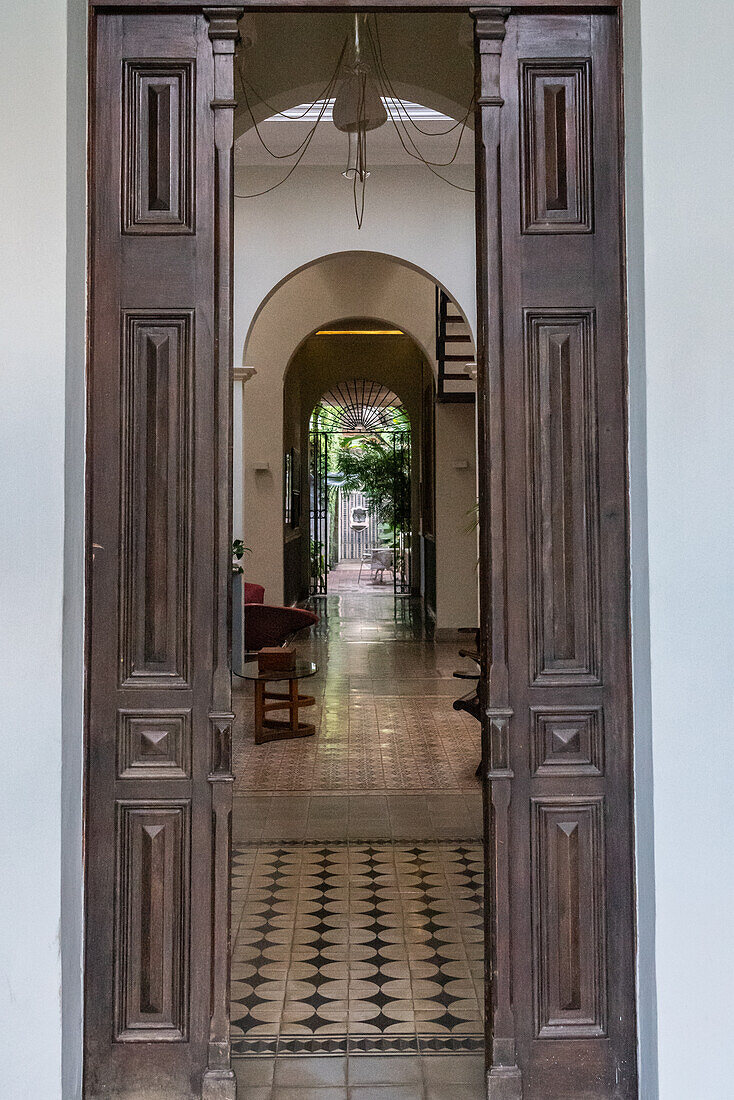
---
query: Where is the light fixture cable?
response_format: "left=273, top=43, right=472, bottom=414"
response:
left=234, top=37, right=348, bottom=198
left=233, top=15, right=475, bottom=213
left=366, top=17, right=475, bottom=192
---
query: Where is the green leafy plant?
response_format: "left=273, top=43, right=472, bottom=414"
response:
left=310, top=538, right=326, bottom=580
left=232, top=539, right=251, bottom=576
left=335, top=429, right=410, bottom=532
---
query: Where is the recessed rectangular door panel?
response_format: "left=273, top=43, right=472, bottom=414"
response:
left=520, top=60, right=593, bottom=234
left=123, top=60, right=194, bottom=233
left=531, top=798, right=606, bottom=1037
left=524, top=309, right=601, bottom=685
left=114, top=802, right=190, bottom=1041
left=120, top=311, right=193, bottom=687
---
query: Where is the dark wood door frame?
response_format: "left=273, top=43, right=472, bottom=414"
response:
left=85, top=2, right=636, bottom=1098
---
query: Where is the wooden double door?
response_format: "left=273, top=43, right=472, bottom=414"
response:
left=85, top=4, right=637, bottom=1098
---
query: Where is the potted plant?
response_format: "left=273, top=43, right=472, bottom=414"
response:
left=232, top=538, right=250, bottom=575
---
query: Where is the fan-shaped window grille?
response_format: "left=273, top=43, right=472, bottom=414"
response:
left=311, top=380, right=407, bottom=434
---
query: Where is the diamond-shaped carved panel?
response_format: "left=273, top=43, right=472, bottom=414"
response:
left=531, top=706, right=603, bottom=776
left=118, top=710, right=191, bottom=779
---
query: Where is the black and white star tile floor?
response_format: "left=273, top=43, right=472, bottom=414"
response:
left=230, top=841, right=484, bottom=1059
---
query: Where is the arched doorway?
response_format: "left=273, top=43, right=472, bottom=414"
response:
left=308, top=379, right=412, bottom=596
left=237, top=255, right=475, bottom=626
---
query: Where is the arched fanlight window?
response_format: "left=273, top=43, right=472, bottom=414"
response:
left=311, top=379, right=407, bottom=434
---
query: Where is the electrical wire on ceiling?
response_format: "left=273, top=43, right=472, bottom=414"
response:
left=234, top=37, right=349, bottom=198
left=366, top=18, right=475, bottom=193
left=234, top=14, right=474, bottom=225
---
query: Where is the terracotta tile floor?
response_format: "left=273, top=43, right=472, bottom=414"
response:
left=232, top=792, right=483, bottom=845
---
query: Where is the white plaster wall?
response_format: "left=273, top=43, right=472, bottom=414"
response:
left=0, top=1, right=86, bottom=1097
left=434, top=403, right=479, bottom=632
left=625, top=1, right=734, bottom=1096
left=234, top=165, right=476, bottom=362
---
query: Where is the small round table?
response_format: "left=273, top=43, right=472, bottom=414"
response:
left=240, top=659, right=318, bottom=745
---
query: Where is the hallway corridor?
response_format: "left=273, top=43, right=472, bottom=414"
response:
left=230, top=592, right=485, bottom=1097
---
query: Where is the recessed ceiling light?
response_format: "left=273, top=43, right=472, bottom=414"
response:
left=316, top=328, right=404, bottom=335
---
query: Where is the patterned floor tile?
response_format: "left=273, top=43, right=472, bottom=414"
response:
left=231, top=842, right=484, bottom=1058
left=232, top=590, right=481, bottom=795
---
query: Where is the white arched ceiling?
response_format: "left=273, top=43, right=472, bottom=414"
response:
left=235, top=12, right=474, bottom=134
left=233, top=158, right=477, bottom=361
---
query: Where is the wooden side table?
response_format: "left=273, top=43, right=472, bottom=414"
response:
left=240, top=659, right=318, bottom=744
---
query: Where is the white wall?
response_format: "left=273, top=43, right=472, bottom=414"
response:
left=625, top=1, right=734, bottom=1097
left=434, top=403, right=479, bottom=632
left=234, top=164, right=476, bottom=362
left=1, top=4, right=732, bottom=1097
left=0, top=1, right=86, bottom=1098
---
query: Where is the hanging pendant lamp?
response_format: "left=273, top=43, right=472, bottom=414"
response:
left=332, top=69, right=387, bottom=134
left=332, top=15, right=387, bottom=181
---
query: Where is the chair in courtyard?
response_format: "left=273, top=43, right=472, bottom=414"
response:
left=357, top=550, right=372, bottom=584
left=368, top=547, right=394, bottom=585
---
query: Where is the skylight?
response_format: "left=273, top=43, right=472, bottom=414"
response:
left=266, top=98, right=455, bottom=123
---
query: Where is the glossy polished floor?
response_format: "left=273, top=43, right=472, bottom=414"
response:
left=231, top=566, right=485, bottom=1098
left=326, top=560, right=399, bottom=594
left=232, top=576, right=482, bottom=797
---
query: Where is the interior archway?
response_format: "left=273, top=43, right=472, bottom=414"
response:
left=281, top=321, right=429, bottom=605
left=235, top=252, right=476, bottom=610
left=240, top=250, right=476, bottom=370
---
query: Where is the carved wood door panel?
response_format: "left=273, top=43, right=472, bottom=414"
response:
left=86, top=8, right=239, bottom=1098
left=475, top=12, right=637, bottom=1099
